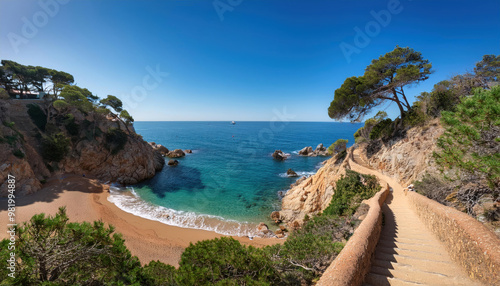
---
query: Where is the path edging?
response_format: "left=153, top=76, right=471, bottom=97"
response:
left=407, top=191, right=500, bottom=285
left=317, top=183, right=390, bottom=286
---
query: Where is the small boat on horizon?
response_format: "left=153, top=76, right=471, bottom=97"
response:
left=231, top=121, right=235, bottom=125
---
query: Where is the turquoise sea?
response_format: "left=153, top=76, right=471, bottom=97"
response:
left=108, top=121, right=363, bottom=236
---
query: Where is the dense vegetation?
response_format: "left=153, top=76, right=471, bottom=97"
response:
left=336, top=50, right=499, bottom=228
left=0, top=60, right=136, bottom=165
left=0, top=171, right=378, bottom=285
left=323, top=170, right=380, bottom=216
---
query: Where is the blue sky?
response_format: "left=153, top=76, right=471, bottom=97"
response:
left=1, top=0, right=499, bottom=121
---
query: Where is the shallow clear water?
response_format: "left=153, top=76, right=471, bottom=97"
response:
left=108, top=121, right=362, bottom=236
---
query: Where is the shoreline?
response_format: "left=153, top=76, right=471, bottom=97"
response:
left=0, top=174, right=283, bottom=267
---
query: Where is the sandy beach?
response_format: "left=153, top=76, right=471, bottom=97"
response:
left=0, top=174, right=283, bottom=267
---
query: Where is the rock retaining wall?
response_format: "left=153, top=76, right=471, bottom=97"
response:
left=317, top=184, right=390, bottom=286
left=407, top=191, right=500, bottom=285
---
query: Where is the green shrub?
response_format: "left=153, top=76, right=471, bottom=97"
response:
left=404, top=104, right=428, bottom=127
left=64, top=114, right=80, bottom=136
left=2, top=121, right=14, bottom=128
left=41, top=133, right=70, bottom=162
left=4, top=135, right=17, bottom=146
left=328, top=139, right=348, bottom=155
left=0, top=207, right=144, bottom=285
left=13, top=149, right=25, bottom=159
left=139, top=261, right=177, bottom=286
left=26, top=103, right=47, bottom=131
left=323, top=170, right=380, bottom=216
left=434, top=86, right=500, bottom=188
left=369, top=118, right=393, bottom=140
left=105, top=128, right=128, bottom=155
left=177, top=237, right=278, bottom=286
left=0, top=87, right=9, bottom=99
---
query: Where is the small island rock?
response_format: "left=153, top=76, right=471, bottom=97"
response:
left=298, top=146, right=313, bottom=156
left=287, top=168, right=298, bottom=177
left=167, top=149, right=186, bottom=158
left=184, top=149, right=192, bottom=154
left=272, top=150, right=287, bottom=161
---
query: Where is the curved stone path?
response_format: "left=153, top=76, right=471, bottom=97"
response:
left=348, top=151, right=481, bottom=286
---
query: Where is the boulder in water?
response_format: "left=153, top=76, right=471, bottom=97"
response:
left=184, top=149, right=192, bottom=154
left=167, top=159, right=179, bottom=166
left=272, top=150, right=287, bottom=161
left=287, top=168, right=298, bottom=177
left=167, top=149, right=185, bottom=158
left=256, top=222, right=269, bottom=234
left=315, top=143, right=326, bottom=152
left=298, top=146, right=313, bottom=156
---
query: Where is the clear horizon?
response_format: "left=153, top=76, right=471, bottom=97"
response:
left=1, top=0, right=499, bottom=121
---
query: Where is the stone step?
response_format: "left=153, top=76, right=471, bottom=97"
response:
left=377, top=236, right=443, bottom=248
left=376, top=240, right=446, bottom=254
left=375, top=246, right=451, bottom=262
left=369, top=265, right=474, bottom=285
left=372, top=256, right=459, bottom=276
left=364, top=272, right=424, bottom=286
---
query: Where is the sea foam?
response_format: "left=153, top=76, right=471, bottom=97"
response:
left=107, top=186, right=260, bottom=237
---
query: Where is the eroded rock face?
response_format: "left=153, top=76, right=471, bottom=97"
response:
left=0, top=100, right=165, bottom=196
left=149, top=142, right=169, bottom=156
left=275, top=152, right=350, bottom=227
left=61, top=135, right=164, bottom=185
left=359, top=119, right=444, bottom=187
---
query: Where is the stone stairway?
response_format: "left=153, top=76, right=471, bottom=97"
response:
left=348, top=150, right=481, bottom=286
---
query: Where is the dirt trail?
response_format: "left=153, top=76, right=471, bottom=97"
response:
left=349, top=150, right=481, bottom=286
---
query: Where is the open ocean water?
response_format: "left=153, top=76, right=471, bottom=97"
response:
left=108, top=121, right=363, bottom=237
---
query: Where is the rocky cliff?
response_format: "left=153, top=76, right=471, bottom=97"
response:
left=274, top=153, right=350, bottom=227
left=357, top=118, right=444, bottom=187
left=0, top=99, right=164, bottom=196
left=276, top=120, right=444, bottom=227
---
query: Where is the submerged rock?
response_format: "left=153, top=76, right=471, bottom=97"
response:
left=168, top=159, right=179, bottom=166
left=184, top=149, right=192, bottom=154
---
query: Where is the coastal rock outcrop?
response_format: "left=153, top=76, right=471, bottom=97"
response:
left=298, top=146, right=313, bottom=156
left=272, top=150, right=288, bottom=161
left=298, top=144, right=329, bottom=157
left=0, top=99, right=165, bottom=196
left=149, top=142, right=169, bottom=156
left=256, top=222, right=269, bottom=235
left=184, top=149, right=192, bottom=154
left=275, top=151, right=350, bottom=227
left=287, top=169, right=298, bottom=177
left=167, top=149, right=186, bottom=158
left=275, top=121, right=445, bottom=228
